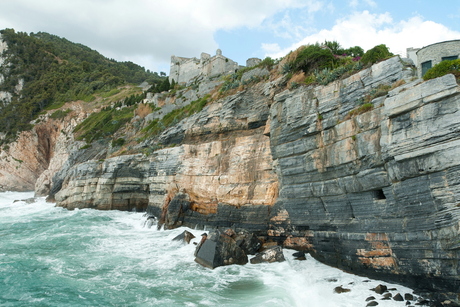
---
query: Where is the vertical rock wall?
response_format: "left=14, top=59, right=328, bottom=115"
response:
left=55, top=84, right=279, bottom=233
left=49, top=57, right=460, bottom=300
left=268, top=57, right=460, bottom=298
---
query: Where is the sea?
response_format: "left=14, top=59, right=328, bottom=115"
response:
left=0, top=191, right=427, bottom=307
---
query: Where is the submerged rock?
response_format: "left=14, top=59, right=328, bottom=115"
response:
left=334, top=286, right=351, bottom=294
left=13, top=197, right=36, bottom=204
left=194, top=229, right=248, bottom=269
left=172, top=230, right=195, bottom=244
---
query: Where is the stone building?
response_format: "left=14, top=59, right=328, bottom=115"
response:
left=414, top=40, right=460, bottom=77
left=169, top=49, right=241, bottom=85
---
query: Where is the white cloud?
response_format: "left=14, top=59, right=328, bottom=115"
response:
left=261, top=43, right=282, bottom=54
left=261, top=1, right=323, bottom=40
left=349, top=0, right=376, bottom=8
left=266, top=10, right=460, bottom=59
left=349, top=0, right=359, bottom=7
left=0, top=0, right=318, bottom=72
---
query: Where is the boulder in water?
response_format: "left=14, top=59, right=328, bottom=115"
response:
left=372, top=284, right=387, bottom=294
left=250, top=246, right=285, bottom=264
left=334, top=286, right=351, bottom=294
left=233, top=229, right=262, bottom=255
left=13, top=198, right=36, bottom=204
left=194, top=229, right=248, bottom=269
left=292, top=251, right=306, bottom=260
left=392, top=293, right=404, bottom=301
left=172, top=230, right=196, bottom=244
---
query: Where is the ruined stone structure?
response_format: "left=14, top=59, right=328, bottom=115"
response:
left=169, top=49, right=240, bottom=85
left=415, top=40, right=460, bottom=77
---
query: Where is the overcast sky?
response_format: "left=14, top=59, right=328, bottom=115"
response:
left=1, top=0, right=459, bottom=74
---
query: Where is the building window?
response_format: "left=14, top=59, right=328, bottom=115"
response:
left=421, top=60, right=432, bottom=76
left=442, top=55, right=458, bottom=62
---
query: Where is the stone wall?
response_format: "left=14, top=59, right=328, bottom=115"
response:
left=417, top=40, right=460, bottom=77
left=169, top=49, right=239, bottom=85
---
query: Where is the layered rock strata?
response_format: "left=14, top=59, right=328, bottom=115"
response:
left=0, top=105, right=84, bottom=193
left=55, top=83, right=278, bottom=232
left=50, top=57, right=460, bottom=302
left=268, top=58, right=460, bottom=299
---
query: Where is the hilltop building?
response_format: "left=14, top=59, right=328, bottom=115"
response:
left=407, top=40, right=460, bottom=78
left=169, top=49, right=260, bottom=85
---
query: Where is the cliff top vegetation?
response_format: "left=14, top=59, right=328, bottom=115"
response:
left=0, top=29, right=165, bottom=143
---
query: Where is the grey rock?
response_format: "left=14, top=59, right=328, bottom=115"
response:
left=250, top=246, right=285, bottom=264
left=393, top=293, right=404, bottom=301
left=334, top=286, right=351, bottom=293
left=194, top=229, right=248, bottom=269
left=372, top=285, right=388, bottom=295
left=234, top=229, right=262, bottom=255
left=241, top=67, right=269, bottom=84
left=404, top=293, right=415, bottom=301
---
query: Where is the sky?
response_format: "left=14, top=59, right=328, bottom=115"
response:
left=0, top=0, right=459, bottom=74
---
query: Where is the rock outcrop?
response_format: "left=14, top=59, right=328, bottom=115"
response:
left=268, top=57, right=460, bottom=300
left=0, top=104, right=85, bottom=194
left=10, top=56, right=460, bottom=302
left=54, top=83, right=278, bottom=233
left=194, top=229, right=248, bottom=269
left=250, top=246, right=285, bottom=264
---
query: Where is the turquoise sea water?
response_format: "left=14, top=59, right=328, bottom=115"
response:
left=0, top=192, right=420, bottom=307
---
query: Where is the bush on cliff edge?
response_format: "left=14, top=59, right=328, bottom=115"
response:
left=361, top=44, right=393, bottom=66
left=423, top=59, right=460, bottom=81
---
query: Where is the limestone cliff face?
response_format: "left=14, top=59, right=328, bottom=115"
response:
left=43, top=57, right=460, bottom=301
left=0, top=104, right=85, bottom=193
left=55, top=83, right=278, bottom=231
left=268, top=57, right=460, bottom=299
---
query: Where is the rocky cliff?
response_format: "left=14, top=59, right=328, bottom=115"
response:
left=4, top=55, right=460, bottom=302
left=53, top=82, right=279, bottom=232
left=268, top=57, right=460, bottom=300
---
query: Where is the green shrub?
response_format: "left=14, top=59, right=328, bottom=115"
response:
left=258, top=57, right=275, bottom=69
left=0, top=29, right=164, bottom=143
left=50, top=109, right=72, bottom=119
left=314, top=62, right=363, bottom=85
left=111, top=138, right=125, bottom=147
left=364, top=84, right=391, bottom=103
left=361, top=44, right=393, bottom=66
left=304, top=74, right=316, bottom=86
left=142, top=95, right=210, bottom=140
left=74, top=106, right=134, bottom=143
left=291, top=44, right=336, bottom=74
left=423, top=59, right=460, bottom=81
left=347, top=103, right=374, bottom=118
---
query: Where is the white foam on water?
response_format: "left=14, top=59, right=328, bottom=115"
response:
left=0, top=192, right=428, bottom=306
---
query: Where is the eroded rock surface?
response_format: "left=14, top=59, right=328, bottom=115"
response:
left=268, top=57, right=460, bottom=299
left=35, top=57, right=460, bottom=302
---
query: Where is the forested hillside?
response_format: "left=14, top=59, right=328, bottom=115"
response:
left=0, top=29, right=164, bottom=142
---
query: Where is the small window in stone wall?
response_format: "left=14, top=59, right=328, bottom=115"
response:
left=421, top=60, right=432, bottom=76
left=442, top=55, right=458, bottom=61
